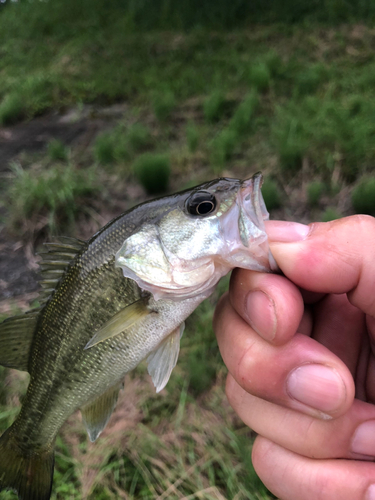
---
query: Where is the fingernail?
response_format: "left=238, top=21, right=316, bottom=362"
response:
left=365, top=484, right=375, bottom=500
left=351, top=421, right=375, bottom=458
left=245, top=290, right=277, bottom=341
left=265, top=221, right=311, bottom=242
left=286, top=364, right=346, bottom=413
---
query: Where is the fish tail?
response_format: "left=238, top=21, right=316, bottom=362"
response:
left=0, top=427, right=55, bottom=500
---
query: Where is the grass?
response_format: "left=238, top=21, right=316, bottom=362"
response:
left=186, top=121, right=200, bottom=153
left=248, top=63, right=271, bottom=92
left=307, top=181, right=325, bottom=207
left=210, top=128, right=238, bottom=170
left=133, top=153, right=171, bottom=194
left=47, top=139, right=69, bottom=162
left=204, top=92, right=230, bottom=123
left=261, top=179, right=282, bottom=211
left=94, top=123, right=153, bottom=166
left=321, top=207, right=341, bottom=221
left=351, top=176, right=375, bottom=215
left=1, top=11, right=375, bottom=183
left=8, top=162, right=98, bottom=236
left=229, top=92, right=259, bottom=136
left=152, top=91, right=176, bottom=122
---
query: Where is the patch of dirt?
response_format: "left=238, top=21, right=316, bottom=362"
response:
left=0, top=104, right=131, bottom=306
left=0, top=104, right=129, bottom=171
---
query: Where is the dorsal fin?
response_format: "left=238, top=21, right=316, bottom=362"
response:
left=38, top=236, right=86, bottom=303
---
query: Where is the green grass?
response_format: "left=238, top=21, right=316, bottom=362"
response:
left=8, top=162, right=98, bottom=236
left=152, top=91, right=176, bottom=122
left=94, top=123, right=153, bottom=166
left=261, top=179, right=282, bottom=211
left=133, top=153, right=171, bottom=194
left=204, top=92, right=231, bottom=124
left=0, top=11, right=375, bottom=183
left=186, top=121, right=200, bottom=152
left=248, top=63, right=271, bottom=92
left=351, top=176, right=375, bottom=215
left=210, top=128, right=238, bottom=170
left=321, top=207, right=341, bottom=221
left=229, top=92, right=259, bottom=136
left=47, top=139, right=69, bottom=162
left=307, top=181, right=325, bottom=207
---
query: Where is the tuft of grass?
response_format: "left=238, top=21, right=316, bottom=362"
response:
left=133, top=153, right=170, bottom=194
left=0, top=73, right=57, bottom=126
left=321, top=207, right=341, bottom=222
left=210, top=128, right=237, bottom=169
left=351, top=176, right=375, bottom=215
left=204, top=91, right=229, bottom=123
left=273, top=117, right=307, bottom=174
left=264, top=50, right=284, bottom=78
left=94, top=131, right=118, bottom=165
left=152, top=91, right=176, bottom=121
left=126, top=123, right=152, bottom=152
left=261, top=179, right=282, bottom=210
left=307, top=181, right=325, bottom=207
left=248, top=62, right=271, bottom=92
left=47, top=139, right=69, bottom=162
left=0, top=93, right=25, bottom=125
left=94, top=124, right=153, bottom=166
left=186, top=121, right=200, bottom=153
left=229, top=92, right=259, bottom=136
left=294, top=63, right=328, bottom=96
left=8, top=162, right=98, bottom=235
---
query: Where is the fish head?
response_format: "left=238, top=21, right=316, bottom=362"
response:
left=115, top=173, right=278, bottom=300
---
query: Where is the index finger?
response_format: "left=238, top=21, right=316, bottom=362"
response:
left=266, top=215, right=375, bottom=316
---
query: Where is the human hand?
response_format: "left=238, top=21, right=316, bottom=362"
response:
left=213, top=215, right=375, bottom=500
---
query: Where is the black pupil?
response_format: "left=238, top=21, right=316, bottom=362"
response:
left=187, top=192, right=216, bottom=216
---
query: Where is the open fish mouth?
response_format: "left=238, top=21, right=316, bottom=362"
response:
left=219, top=172, right=279, bottom=273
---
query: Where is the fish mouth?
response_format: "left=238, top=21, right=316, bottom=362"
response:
left=240, top=172, right=268, bottom=228
left=220, top=172, right=279, bottom=272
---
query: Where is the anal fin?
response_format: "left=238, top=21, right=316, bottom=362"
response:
left=85, top=299, right=150, bottom=349
left=147, top=322, right=185, bottom=393
left=81, top=382, right=123, bottom=442
left=0, top=310, right=40, bottom=372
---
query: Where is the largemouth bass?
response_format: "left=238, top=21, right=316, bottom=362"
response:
left=0, top=173, right=277, bottom=500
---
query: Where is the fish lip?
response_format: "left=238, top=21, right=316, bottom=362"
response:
left=238, top=172, right=268, bottom=236
left=238, top=172, right=279, bottom=272
left=240, top=172, right=267, bottom=225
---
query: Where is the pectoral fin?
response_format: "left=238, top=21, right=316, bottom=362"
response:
left=81, top=382, right=123, bottom=442
left=147, top=322, right=185, bottom=393
left=85, top=299, right=150, bottom=349
left=0, top=310, right=41, bottom=372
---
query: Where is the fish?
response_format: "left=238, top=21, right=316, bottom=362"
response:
left=0, top=172, right=277, bottom=500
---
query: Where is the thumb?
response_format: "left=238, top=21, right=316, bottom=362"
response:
left=266, top=215, right=375, bottom=316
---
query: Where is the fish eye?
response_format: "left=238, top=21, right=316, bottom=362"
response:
left=186, top=191, right=217, bottom=216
